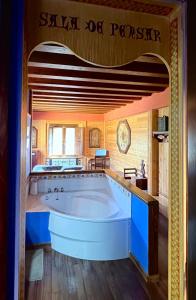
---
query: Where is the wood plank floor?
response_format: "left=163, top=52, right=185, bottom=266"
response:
left=25, top=214, right=168, bottom=300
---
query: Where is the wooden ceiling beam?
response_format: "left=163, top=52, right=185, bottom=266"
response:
left=33, top=110, right=109, bottom=114
left=31, top=46, right=165, bottom=65
left=28, top=78, right=166, bottom=92
left=32, top=105, right=111, bottom=109
left=31, top=86, right=151, bottom=96
left=33, top=103, right=125, bottom=107
left=32, top=94, right=139, bottom=101
left=32, top=106, right=112, bottom=112
left=29, top=74, right=167, bottom=87
left=32, top=89, right=142, bottom=99
left=28, top=53, right=168, bottom=76
left=29, top=83, right=152, bottom=97
left=32, top=101, right=119, bottom=107
left=28, top=66, right=169, bottom=85
left=32, top=98, right=133, bottom=105
left=28, top=61, right=168, bottom=78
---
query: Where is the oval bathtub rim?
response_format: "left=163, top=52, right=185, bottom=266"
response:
left=49, top=208, right=131, bottom=223
left=40, top=191, right=131, bottom=222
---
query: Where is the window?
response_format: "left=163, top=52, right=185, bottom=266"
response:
left=48, top=125, right=76, bottom=156
left=65, top=128, right=75, bottom=155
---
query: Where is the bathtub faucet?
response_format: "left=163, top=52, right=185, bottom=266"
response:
left=61, top=187, right=64, bottom=192
left=54, top=187, right=59, bottom=192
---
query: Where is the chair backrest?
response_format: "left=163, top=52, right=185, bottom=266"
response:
left=95, top=149, right=109, bottom=156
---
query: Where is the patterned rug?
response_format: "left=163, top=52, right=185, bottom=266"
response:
left=26, top=249, right=44, bottom=281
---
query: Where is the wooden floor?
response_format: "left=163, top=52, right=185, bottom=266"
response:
left=25, top=214, right=168, bottom=300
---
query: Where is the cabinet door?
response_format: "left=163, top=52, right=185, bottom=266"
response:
left=75, top=127, right=84, bottom=155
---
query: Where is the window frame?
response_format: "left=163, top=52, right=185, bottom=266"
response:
left=47, top=123, right=78, bottom=157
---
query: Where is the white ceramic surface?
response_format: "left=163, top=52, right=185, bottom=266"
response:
left=40, top=175, right=131, bottom=260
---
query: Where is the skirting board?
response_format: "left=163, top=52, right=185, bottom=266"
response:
left=129, top=253, right=159, bottom=283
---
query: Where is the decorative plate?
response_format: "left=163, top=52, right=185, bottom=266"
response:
left=117, top=120, right=131, bottom=154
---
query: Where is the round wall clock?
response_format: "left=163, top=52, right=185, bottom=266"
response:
left=117, top=120, right=131, bottom=154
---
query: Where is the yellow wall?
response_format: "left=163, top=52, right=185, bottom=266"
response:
left=105, top=112, right=149, bottom=175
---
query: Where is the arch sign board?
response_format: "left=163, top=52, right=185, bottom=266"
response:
left=27, top=0, right=170, bottom=66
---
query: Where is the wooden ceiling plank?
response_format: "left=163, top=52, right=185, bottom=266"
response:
left=29, top=84, right=155, bottom=95
left=32, top=89, right=142, bottom=99
left=28, top=74, right=167, bottom=87
left=32, top=107, right=111, bottom=109
left=28, top=79, right=165, bottom=93
left=32, top=97, right=134, bottom=104
left=33, top=110, right=110, bottom=114
left=33, top=103, right=124, bottom=108
left=32, top=95, right=139, bottom=101
left=28, top=66, right=169, bottom=85
left=29, top=51, right=167, bottom=71
left=32, top=99, right=133, bottom=105
left=32, top=103, right=124, bottom=108
left=32, top=107, right=111, bottom=112
left=31, top=45, right=165, bottom=65
left=32, top=101, right=116, bottom=107
left=33, top=110, right=109, bottom=114
left=28, top=61, right=169, bottom=78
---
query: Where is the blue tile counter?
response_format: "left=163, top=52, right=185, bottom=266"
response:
left=26, top=211, right=51, bottom=246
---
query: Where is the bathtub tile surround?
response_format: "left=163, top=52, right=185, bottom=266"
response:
left=27, top=169, right=158, bottom=281
left=30, top=172, right=106, bottom=194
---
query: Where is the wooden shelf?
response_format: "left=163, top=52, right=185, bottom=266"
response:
left=153, top=131, right=169, bottom=142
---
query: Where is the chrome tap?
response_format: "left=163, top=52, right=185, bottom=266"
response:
left=54, top=187, right=59, bottom=192
left=61, top=187, right=64, bottom=192
left=48, top=188, right=52, bottom=193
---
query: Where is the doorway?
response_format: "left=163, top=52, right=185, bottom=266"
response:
left=19, top=1, right=186, bottom=299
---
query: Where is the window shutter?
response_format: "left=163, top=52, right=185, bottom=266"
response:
left=75, top=127, right=84, bottom=155
left=48, top=127, right=53, bottom=156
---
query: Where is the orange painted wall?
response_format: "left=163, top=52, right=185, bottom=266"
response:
left=33, top=112, right=104, bottom=121
left=104, top=88, right=170, bottom=121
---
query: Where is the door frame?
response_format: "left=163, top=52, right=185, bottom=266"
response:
left=18, top=1, right=187, bottom=299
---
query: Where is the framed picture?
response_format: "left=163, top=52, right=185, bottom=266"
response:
left=32, top=126, right=38, bottom=148
left=117, top=120, right=131, bottom=154
left=89, top=128, right=101, bottom=148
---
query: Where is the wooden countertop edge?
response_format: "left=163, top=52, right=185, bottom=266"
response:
left=104, top=169, right=157, bottom=204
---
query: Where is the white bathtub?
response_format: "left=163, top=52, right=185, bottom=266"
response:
left=42, top=191, right=119, bottom=219
left=40, top=175, right=131, bottom=260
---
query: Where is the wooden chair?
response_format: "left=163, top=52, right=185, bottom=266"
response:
left=124, top=160, right=147, bottom=190
left=124, top=167, right=138, bottom=179
left=88, top=149, right=110, bottom=170
left=95, top=156, right=106, bottom=169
